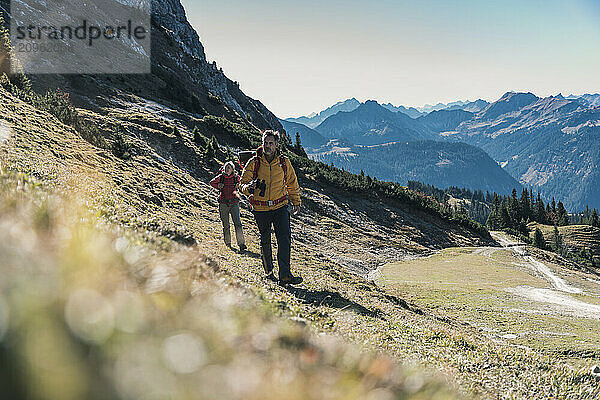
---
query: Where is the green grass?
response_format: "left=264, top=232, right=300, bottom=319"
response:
left=0, top=170, right=458, bottom=400
left=529, top=222, right=600, bottom=268
left=378, top=246, right=600, bottom=359
left=3, top=84, right=600, bottom=399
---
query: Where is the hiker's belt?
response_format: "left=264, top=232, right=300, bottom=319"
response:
left=219, top=198, right=239, bottom=205
left=249, top=195, right=288, bottom=207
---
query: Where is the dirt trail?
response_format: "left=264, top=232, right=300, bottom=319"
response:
left=0, top=121, right=10, bottom=145
left=491, top=232, right=600, bottom=319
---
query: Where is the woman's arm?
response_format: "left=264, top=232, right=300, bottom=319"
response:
left=209, top=174, right=223, bottom=189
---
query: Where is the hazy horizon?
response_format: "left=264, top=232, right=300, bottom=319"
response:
left=183, top=0, right=600, bottom=118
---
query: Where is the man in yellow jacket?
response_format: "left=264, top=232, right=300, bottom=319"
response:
left=240, top=130, right=303, bottom=285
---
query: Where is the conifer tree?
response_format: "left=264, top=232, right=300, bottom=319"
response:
left=580, top=206, right=592, bottom=225
left=534, top=228, right=546, bottom=249
left=508, top=189, right=521, bottom=224
left=293, top=132, right=307, bottom=157
left=520, top=188, right=531, bottom=221
left=552, top=225, right=563, bottom=252
left=535, top=194, right=546, bottom=224
left=592, top=209, right=600, bottom=227
left=500, top=201, right=511, bottom=229
left=529, top=188, right=534, bottom=206
left=556, top=201, right=569, bottom=226
left=205, top=135, right=218, bottom=159
left=192, top=126, right=206, bottom=146
left=486, top=195, right=501, bottom=229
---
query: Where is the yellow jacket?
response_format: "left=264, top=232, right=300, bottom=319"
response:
left=240, top=149, right=301, bottom=211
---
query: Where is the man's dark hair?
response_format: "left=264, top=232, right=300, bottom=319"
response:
left=262, top=130, right=280, bottom=142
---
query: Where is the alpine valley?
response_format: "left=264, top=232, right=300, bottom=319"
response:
left=2, top=1, right=600, bottom=399
left=287, top=93, right=600, bottom=210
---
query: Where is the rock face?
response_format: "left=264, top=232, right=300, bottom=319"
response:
left=0, top=0, right=282, bottom=132
left=477, top=92, right=539, bottom=121
left=417, top=109, right=474, bottom=133
left=151, top=0, right=205, bottom=60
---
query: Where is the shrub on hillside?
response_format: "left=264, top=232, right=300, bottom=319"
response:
left=198, top=115, right=259, bottom=149
left=112, top=133, right=134, bottom=160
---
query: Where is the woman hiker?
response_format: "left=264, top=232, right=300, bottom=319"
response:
left=210, top=161, right=247, bottom=252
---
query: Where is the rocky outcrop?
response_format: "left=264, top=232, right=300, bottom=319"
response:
left=0, top=0, right=282, bottom=132
left=151, top=0, right=206, bottom=60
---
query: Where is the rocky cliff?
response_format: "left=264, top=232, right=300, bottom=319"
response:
left=0, top=0, right=283, bottom=132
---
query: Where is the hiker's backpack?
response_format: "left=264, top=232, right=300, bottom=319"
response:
left=238, top=148, right=288, bottom=183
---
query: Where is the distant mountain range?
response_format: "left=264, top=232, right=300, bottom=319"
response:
left=567, top=94, right=600, bottom=107
left=416, top=99, right=489, bottom=114
left=287, top=97, right=490, bottom=125
left=447, top=99, right=489, bottom=113
left=284, top=92, right=600, bottom=210
left=381, top=103, right=423, bottom=118
left=449, top=92, right=600, bottom=210
left=285, top=98, right=360, bottom=128
left=315, top=101, right=436, bottom=145
left=310, top=139, right=521, bottom=194
left=279, top=119, right=327, bottom=148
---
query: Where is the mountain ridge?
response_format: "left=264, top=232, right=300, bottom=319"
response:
left=0, top=0, right=283, bottom=133
left=310, top=139, right=521, bottom=195
left=314, top=100, right=434, bottom=144
left=452, top=92, right=600, bottom=209
left=285, top=98, right=361, bottom=128
left=289, top=91, right=600, bottom=210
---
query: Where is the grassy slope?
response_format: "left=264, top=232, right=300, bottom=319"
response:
left=1, top=86, right=599, bottom=398
left=529, top=223, right=600, bottom=267
left=0, top=171, right=455, bottom=400
left=378, top=246, right=600, bottom=359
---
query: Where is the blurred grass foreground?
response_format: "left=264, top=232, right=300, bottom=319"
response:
left=0, top=167, right=454, bottom=399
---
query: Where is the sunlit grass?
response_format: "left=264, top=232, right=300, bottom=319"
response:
left=378, top=246, right=600, bottom=357
left=0, top=169, right=457, bottom=400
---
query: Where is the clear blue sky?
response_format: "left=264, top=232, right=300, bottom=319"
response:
left=182, top=0, right=600, bottom=118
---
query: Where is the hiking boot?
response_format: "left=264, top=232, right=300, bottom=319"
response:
left=265, top=272, right=277, bottom=283
left=279, top=275, right=303, bottom=286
